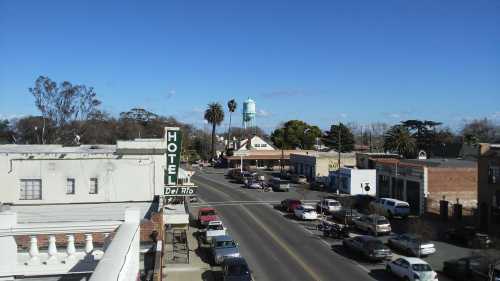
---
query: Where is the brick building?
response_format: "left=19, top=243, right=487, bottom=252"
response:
left=375, top=158, right=477, bottom=215
left=477, top=144, right=500, bottom=233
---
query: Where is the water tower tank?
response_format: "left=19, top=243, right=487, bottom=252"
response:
left=242, top=98, right=256, bottom=129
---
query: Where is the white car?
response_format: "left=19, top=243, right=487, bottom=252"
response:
left=202, top=220, right=226, bottom=242
left=316, top=199, right=342, bottom=214
left=370, top=198, right=410, bottom=218
left=386, top=257, right=438, bottom=281
left=294, top=205, right=318, bottom=220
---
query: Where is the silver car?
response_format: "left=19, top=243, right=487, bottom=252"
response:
left=353, top=214, right=391, bottom=236
left=211, top=235, right=241, bottom=265
left=388, top=233, right=436, bottom=256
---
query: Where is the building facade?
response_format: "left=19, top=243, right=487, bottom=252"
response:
left=477, top=144, right=500, bottom=233
left=328, top=168, right=377, bottom=196
left=375, top=158, right=477, bottom=215
left=290, top=151, right=356, bottom=181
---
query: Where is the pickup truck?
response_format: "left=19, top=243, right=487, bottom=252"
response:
left=198, top=207, right=219, bottom=227
left=201, top=220, right=226, bottom=243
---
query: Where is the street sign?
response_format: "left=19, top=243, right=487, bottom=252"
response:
left=233, top=150, right=249, bottom=157
left=165, top=127, right=182, bottom=186
left=164, top=186, right=197, bottom=196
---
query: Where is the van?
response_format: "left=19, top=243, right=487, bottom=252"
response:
left=270, top=177, right=290, bottom=192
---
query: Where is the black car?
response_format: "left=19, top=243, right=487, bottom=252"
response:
left=309, top=181, right=327, bottom=191
left=222, top=257, right=253, bottom=281
left=445, top=226, right=492, bottom=249
left=342, top=235, right=392, bottom=261
left=331, top=209, right=362, bottom=225
left=443, top=256, right=500, bottom=281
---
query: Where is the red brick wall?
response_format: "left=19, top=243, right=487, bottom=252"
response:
left=427, top=167, right=478, bottom=209
left=140, top=210, right=164, bottom=242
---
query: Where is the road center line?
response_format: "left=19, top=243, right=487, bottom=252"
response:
left=238, top=205, right=324, bottom=281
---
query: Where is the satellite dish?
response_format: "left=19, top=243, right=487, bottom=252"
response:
left=418, top=150, right=427, bottom=160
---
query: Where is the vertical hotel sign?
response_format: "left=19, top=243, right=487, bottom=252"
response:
left=165, top=127, right=182, bottom=186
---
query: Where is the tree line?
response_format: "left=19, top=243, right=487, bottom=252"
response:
left=1, top=76, right=499, bottom=161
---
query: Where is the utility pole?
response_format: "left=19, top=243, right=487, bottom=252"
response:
left=337, top=122, right=341, bottom=192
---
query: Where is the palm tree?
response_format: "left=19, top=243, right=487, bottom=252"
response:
left=384, top=125, right=416, bottom=158
left=227, top=99, right=237, bottom=149
left=204, top=102, right=225, bottom=160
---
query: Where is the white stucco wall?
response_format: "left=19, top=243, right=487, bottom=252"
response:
left=0, top=152, right=165, bottom=205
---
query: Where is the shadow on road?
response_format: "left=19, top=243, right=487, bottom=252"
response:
left=202, top=269, right=221, bottom=281
left=330, top=245, right=388, bottom=266
left=368, top=269, right=398, bottom=281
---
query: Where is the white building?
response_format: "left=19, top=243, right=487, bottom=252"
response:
left=329, top=167, right=377, bottom=196
left=236, top=135, right=275, bottom=151
left=0, top=138, right=193, bottom=205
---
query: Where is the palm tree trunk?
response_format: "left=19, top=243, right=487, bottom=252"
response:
left=227, top=112, right=233, bottom=149
left=211, top=123, right=216, bottom=160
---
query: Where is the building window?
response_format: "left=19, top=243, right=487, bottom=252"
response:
left=66, top=178, right=75, bottom=194
left=89, top=178, right=98, bottom=194
left=489, top=165, right=500, bottom=184
left=20, top=179, right=42, bottom=200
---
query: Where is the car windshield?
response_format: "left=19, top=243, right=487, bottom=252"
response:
left=366, top=240, right=384, bottom=249
left=412, top=264, right=432, bottom=272
left=228, top=264, right=250, bottom=276
left=208, top=225, right=223, bottom=230
left=377, top=218, right=389, bottom=225
left=216, top=240, right=236, bottom=248
left=201, top=210, right=216, bottom=216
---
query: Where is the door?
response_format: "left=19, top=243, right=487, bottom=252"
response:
left=406, top=181, right=421, bottom=215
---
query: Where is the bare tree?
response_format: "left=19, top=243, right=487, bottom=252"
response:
left=29, top=76, right=101, bottom=143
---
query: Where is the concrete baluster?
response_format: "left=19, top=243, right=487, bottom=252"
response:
left=46, top=235, right=58, bottom=263
left=102, top=233, right=111, bottom=251
left=28, top=236, right=40, bottom=263
left=85, top=234, right=94, bottom=254
left=66, top=234, right=76, bottom=259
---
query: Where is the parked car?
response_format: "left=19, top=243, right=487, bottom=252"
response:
left=386, top=257, right=438, bottom=281
left=388, top=233, right=436, bottom=256
left=443, top=256, right=500, bottom=281
left=370, top=198, right=410, bottom=219
left=270, top=177, right=290, bottom=192
left=198, top=207, right=219, bottom=227
left=353, top=214, right=391, bottom=236
left=291, top=174, right=308, bottom=184
left=245, top=179, right=263, bottom=189
left=240, top=171, right=256, bottom=184
left=316, top=199, right=342, bottom=214
left=309, top=181, right=327, bottom=191
left=201, top=220, right=227, bottom=243
left=294, top=205, right=318, bottom=220
left=222, top=257, right=253, bottom=281
left=444, top=226, right=493, bottom=249
left=331, top=208, right=362, bottom=225
left=280, top=199, right=302, bottom=212
left=211, top=235, right=241, bottom=265
left=342, top=235, right=392, bottom=261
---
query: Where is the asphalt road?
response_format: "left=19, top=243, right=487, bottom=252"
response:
left=191, top=169, right=380, bottom=281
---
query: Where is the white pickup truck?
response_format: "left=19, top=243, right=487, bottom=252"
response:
left=202, top=221, right=226, bottom=243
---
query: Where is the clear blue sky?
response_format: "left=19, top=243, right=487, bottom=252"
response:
left=1, top=0, right=499, bottom=132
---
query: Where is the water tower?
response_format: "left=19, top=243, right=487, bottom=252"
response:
left=242, top=98, right=256, bottom=130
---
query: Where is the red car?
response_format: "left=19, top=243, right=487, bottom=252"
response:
left=198, top=207, right=219, bottom=227
left=280, top=199, right=302, bottom=213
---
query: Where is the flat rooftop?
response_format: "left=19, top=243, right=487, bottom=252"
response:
left=6, top=202, right=155, bottom=223
left=0, top=144, right=116, bottom=154
left=376, top=158, right=476, bottom=168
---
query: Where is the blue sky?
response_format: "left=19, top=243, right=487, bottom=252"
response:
left=1, top=0, right=499, bottom=132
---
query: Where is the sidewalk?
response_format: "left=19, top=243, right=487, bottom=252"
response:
left=163, top=223, right=216, bottom=281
